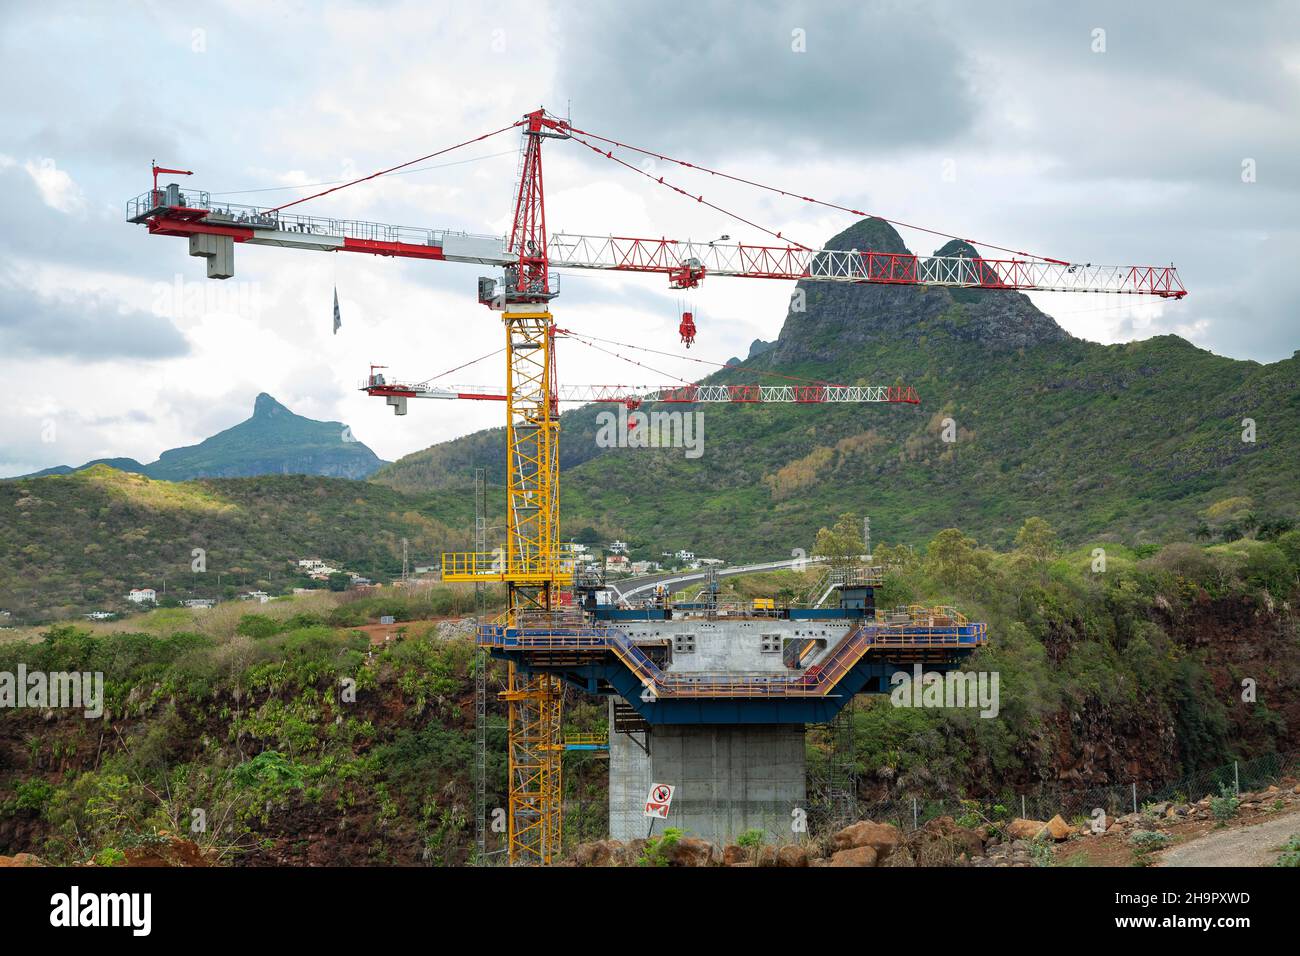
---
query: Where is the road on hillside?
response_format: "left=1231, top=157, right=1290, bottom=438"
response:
left=605, top=557, right=824, bottom=604
left=1156, top=809, right=1300, bottom=867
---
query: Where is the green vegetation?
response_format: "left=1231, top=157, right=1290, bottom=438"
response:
left=0, top=465, right=491, bottom=621
left=1, top=513, right=1297, bottom=866
left=1276, top=834, right=1300, bottom=868
left=638, top=827, right=684, bottom=867
left=0, top=589, right=544, bottom=865
left=797, top=515, right=1300, bottom=799
left=1129, top=829, right=1173, bottom=865
left=1211, top=785, right=1241, bottom=824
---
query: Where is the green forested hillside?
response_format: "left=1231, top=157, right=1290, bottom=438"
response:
left=0, top=465, right=494, bottom=621
left=373, top=218, right=1300, bottom=559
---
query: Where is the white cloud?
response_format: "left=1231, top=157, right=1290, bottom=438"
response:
left=23, top=157, right=86, bottom=214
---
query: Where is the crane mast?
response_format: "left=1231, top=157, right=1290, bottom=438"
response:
left=455, top=109, right=570, bottom=866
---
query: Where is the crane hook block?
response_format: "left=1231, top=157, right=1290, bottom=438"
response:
left=679, top=311, right=696, bottom=348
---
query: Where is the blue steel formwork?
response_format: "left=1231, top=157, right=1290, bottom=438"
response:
left=477, top=617, right=987, bottom=725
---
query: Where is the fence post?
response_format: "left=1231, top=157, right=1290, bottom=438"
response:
left=1021, top=794, right=1026, bottom=820
left=1234, top=761, right=1240, bottom=795
left=1131, top=782, right=1137, bottom=815
left=912, top=796, right=918, bottom=830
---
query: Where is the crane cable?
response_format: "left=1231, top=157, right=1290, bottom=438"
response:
left=411, top=346, right=506, bottom=387
left=562, top=332, right=698, bottom=387
left=567, top=123, right=1068, bottom=264
left=565, top=130, right=812, bottom=252
left=559, top=329, right=842, bottom=390
left=210, top=149, right=518, bottom=197
left=263, top=122, right=522, bottom=214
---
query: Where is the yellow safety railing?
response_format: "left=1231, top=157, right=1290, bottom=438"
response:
left=441, top=550, right=572, bottom=582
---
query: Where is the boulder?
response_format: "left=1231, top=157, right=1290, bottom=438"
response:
left=1044, top=814, right=1075, bottom=841
left=776, top=844, right=810, bottom=867
left=662, top=836, right=719, bottom=867
left=755, top=845, right=779, bottom=867
left=832, top=820, right=901, bottom=861
left=571, top=840, right=623, bottom=867
left=0, top=853, right=44, bottom=867
left=1006, top=818, right=1050, bottom=840
left=722, top=844, right=749, bottom=866
left=828, top=845, right=879, bottom=867
left=909, top=815, right=985, bottom=862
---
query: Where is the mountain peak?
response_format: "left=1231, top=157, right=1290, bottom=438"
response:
left=14, top=394, right=386, bottom=481
left=253, top=392, right=290, bottom=417
left=765, top=216, right=1070, bottom=363
left=825, top=216, right=910, bottom=255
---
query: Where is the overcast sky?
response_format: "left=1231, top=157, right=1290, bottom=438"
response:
left=1, top=0, right=1296, bottom=477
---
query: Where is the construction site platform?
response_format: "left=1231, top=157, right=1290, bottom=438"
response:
left=478, top=611, right=987, bottom=725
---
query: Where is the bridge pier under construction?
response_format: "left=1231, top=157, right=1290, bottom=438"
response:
left=479, top=570, right=988, bottom=856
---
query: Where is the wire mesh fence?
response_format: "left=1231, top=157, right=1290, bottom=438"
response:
left=807, top=747, right=1300, bottom=840
left=559, top=748, right=1300, bottom=852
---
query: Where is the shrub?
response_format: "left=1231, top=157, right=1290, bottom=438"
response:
left=638, top=827, right=683, bottom=867
left=1129, top=830, right=1171, bottom=850
left=1210, top=785, right=1240, bottom=823
left=1276, top=835, right=1300, bottom=868
left=235, top=614, right=284, bottom=639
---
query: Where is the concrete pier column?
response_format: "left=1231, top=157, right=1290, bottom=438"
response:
left=608, top=699, right=806, bottom=845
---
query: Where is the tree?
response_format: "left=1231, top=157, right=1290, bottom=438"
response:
left=327, top=572, right=351, bottom=592
left=814, top=512, right=864, bottom=568
left=1013, top=517, right=1058, bottom=562
left=924, top=528, right=988, bottom=591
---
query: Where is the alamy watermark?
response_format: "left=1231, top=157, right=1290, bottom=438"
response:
left=889, top=663, right=999, bottom=718
left=595, top=406, right=704, bottom=459
left=0, top=665, right=104, bottom=718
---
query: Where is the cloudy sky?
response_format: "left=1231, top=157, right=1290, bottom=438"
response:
left=1, top=0, right=1296, bottom=477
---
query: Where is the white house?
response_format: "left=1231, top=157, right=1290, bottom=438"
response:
left=609, top=540, right=629, bottom=555
left=630, top=560, right=661, bottom=575
left=240, top=590, right=271, bottom=604
left=675, top=549, right=696, bottom=562
left=183, top=599, right=216, bottom=609
left=127, top=588, right=157, bottom=604
left=605, top=555, right=630, bottom=574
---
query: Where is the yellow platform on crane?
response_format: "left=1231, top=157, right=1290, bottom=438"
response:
left=441, top=550, right=569, bottom=583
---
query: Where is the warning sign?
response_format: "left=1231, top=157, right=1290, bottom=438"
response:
left=644, top=782, right=675, bottom=819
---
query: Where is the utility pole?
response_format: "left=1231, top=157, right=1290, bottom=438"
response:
left=401, top=537, right=409, bottom=585
left=863, top=515, right=871, bottom=564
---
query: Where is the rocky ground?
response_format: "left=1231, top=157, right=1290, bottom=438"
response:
left=561, top=779, right=1300, bottom=868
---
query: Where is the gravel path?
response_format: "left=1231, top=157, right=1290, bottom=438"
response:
left=1156, top=810, right=1300, bottom=867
